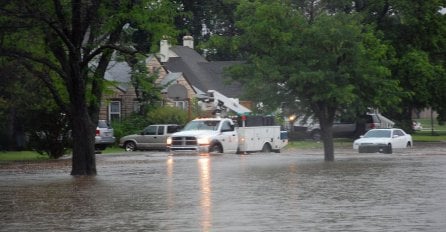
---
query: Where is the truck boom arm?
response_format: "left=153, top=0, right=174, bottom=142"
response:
left=200, top=90, right=251, bottom=115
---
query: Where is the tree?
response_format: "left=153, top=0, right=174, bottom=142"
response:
left=354, top=0, right=446, bottom=129
left=176, top=0, right=241, bottom=60
left=226, top=0, right=400, bottom=160
left=0, top=0, right=178, bottom=175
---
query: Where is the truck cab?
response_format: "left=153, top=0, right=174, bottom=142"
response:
left=167, top=118, right=239, bottom=154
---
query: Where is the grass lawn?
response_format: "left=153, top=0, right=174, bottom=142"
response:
left=0, top=146, right=124, bottom=162
left=0, top=150, right=50, bottom=162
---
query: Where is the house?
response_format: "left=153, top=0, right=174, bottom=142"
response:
left=99, top=36, right=247, bottom=122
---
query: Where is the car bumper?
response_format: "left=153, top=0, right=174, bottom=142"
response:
left=169, top=145, right=209, bottom=154
left=95, top=136, right=116, bottom=145
left=358, top=144, right=388, bottom=153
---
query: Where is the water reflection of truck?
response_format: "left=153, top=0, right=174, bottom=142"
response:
left=166, top=90, right=288, bottom=154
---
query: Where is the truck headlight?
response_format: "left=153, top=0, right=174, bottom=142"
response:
left=166, top=137, right=172, bottom=145
left=197, top=137, right=210, bottom=145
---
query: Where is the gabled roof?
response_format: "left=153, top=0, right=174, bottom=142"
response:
left=159, top=72, right=183, bottom=93
left=104, top=60, right=131, bottom=91
left=164, top=46, right=243, bottom=98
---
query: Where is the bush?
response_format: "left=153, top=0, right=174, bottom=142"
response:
left=112, top=114, right=151, bottom=141
left=146, top=106, right=189, bottom=125
left=112, top=106, right=190, bottom=141
left=26, top=112, right=72, bottom=159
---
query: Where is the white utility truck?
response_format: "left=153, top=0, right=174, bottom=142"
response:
left=166, top=90, right=288, bottom=154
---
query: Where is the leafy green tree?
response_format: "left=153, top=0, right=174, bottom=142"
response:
left=226, top=0, right=400, bottom=160
left=177, top=0, right=240, bottom=60
left=0, top=0, right=178, bottom=175
left=352, top=0, right=446, bottom=129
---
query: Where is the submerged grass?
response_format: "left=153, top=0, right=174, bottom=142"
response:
left=0, top=151, right=49, bottom=162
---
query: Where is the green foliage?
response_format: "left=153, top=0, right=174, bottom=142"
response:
left=130, top=54, right=163, bottom=114
left=146, top=106, right=189, bottom=125
left=1, top=0, right=180, bottom=174
left=176, top=0, right=239, bottom=60
left=112, top=114, right=151, bottom=141
left=27, top=112, right=72, bottom=159
left=112, top=106, right=189, bottom=141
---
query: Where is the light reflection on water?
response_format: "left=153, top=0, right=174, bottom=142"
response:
left=1, top=152, right=446, bottom=231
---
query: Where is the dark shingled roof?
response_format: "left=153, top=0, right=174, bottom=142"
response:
left=164, top=46, right=243, bottom=98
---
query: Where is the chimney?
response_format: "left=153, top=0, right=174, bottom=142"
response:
left=160, top=38, right=170, bottom=62
left=183, top=35, right=194, bottom=49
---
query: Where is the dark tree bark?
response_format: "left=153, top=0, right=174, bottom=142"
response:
left=313, top=101, right=336, bottom=161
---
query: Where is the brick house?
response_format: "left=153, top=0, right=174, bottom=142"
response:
left=99, top=36, right=247, bottom=122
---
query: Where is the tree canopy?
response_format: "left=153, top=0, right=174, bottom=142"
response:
left=226, top=0, right=401, bottom=160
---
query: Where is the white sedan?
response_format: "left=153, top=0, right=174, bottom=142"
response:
left=353, top=128, right=413, bottom=154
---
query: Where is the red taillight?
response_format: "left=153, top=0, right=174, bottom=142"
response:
left=96, top=129, right=100, bottom=136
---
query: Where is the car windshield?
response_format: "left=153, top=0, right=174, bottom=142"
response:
left=364, top=130, right=391, bottom=138
left=183, top=120, right=220, bottom=131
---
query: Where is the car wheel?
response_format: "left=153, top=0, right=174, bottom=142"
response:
left=385, top=143, right=392, bottom=154
left=209, top=143, right=222, bottom=154
left=124, top=141, right=136, bottom=152
left=261, top=143, right=272, bottom=153
left=406, top=142, right=412, bottom=148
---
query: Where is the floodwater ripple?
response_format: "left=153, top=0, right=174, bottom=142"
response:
left=1, top=151, right=446, bottom=232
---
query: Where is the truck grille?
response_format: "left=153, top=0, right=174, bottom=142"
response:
left=172, top=137, right=197, bottom=146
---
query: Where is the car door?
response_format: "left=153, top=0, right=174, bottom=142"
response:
left=392, top=129, right=406, bottom=148
left=138, top=125, right=158, bottom=149
left=219, top=120, right=238, bottom=153
left=152, top=125, right=167, bottom=149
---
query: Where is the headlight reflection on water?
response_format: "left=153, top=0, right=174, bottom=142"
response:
left=198, top=157, right=212, bottom=231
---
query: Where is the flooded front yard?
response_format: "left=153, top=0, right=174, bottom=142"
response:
left=1, top=145, right=446, bottom=231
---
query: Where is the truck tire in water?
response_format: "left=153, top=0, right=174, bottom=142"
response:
left=261, top=143, right=272, bottom=153
left=209, top=143, right=223, bottom=153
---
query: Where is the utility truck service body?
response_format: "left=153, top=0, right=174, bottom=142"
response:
left=167, top=117, right=288, bottom=154
left=167, top=89, right=287, bottom=154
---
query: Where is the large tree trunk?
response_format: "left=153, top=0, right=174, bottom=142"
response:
left=321, top=122, right=334, bottom=161
left=70, top=112, right=96, bottom=175
left=314, top=102, right=336, bottom=161
left=69, top=70, right=97, bottom=175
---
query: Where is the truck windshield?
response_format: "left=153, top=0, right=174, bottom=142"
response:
left=183, top=120, right=220, bottom=131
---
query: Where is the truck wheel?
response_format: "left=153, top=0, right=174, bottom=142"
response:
left=124, top=141, right=136, bottom=152
left=261, top=143, right=272, bottom=153
left=209, top=143, right=222, bottom=153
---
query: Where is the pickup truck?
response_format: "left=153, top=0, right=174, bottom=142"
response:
left=167, top=117, right=288, bottom=154
left=306, top=113, right=395, bottom=140
left=119, top=124, right=181, bottom=151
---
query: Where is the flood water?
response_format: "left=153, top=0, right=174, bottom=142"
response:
left=1, top=149, right=446, bottom=231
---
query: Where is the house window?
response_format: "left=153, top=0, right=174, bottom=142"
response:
left=109, top=101, right=121, bottom=121
left=174, top=101, right=188, bottom=110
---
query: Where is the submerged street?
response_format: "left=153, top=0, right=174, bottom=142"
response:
left=1, top=145, right=446, bottom=231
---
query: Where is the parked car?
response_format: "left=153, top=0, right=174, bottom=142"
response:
left=353, top=128, right=413, bottom=154
left=307, top=113, right=395, bottom=140
left=95, top=120, right=116, bottom=150
left=119, top=124, right=182, bottom=151
left=412, top=121, right=423, bottom=131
